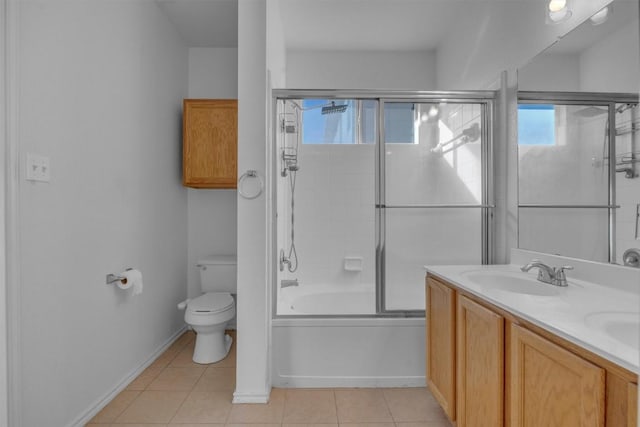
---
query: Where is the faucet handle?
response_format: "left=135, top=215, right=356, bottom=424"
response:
left=554, top=265, right=573, bottom=287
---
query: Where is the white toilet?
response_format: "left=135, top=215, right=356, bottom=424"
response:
left=178, top=255, right=236, bottom=364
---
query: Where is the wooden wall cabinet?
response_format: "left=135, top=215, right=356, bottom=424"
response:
left=457, top=295, right=504, bottom=427
left=509, top=323, right=605, bottom=427
left=182, top=99, right=237, bottom=189
left=426, top=276, right=457, bottom=421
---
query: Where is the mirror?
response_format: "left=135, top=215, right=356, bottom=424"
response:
left=517, top=0, right=639, bottom=264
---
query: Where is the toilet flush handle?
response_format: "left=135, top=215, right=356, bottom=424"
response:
left=177, top=299, right=190, bottom=310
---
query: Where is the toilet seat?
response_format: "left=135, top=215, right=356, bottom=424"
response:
left=188, top=292, right=234, bottom=314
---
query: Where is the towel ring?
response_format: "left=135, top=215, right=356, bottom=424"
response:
left=238, top=169, right=263, bottom=200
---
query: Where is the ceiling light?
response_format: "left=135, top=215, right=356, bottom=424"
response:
left=548, top=0, right=567, bottom=13
left=547, top=0, right=572, bottom=24
left=590, top=6, right=611, bottom=26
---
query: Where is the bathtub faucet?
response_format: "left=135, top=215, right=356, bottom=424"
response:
left=281, top=279, right=299, bottom=288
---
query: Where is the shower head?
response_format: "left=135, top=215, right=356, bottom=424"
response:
left=321, top=101, right=348, bottom=115
left=573, top=106, right=608, bottom=118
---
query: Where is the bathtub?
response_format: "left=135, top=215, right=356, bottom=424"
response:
left=273, top=283, right=426, bottom=388
left=277, top=283, right=375, bottom=315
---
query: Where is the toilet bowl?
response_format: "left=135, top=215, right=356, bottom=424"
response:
left=182, top=292, right=235, bottom=364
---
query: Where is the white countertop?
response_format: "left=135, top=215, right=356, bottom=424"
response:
left=425, top=263, right=640, bottom=375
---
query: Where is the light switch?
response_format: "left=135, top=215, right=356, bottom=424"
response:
left=26, top=153, right=51, bottom=183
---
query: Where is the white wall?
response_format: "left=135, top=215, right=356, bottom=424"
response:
left=518, top=53, right=581, bottom=92
left=17, top=1, right=188, bottom=425
left=0, top=0, right=11, bottom=424
left=187, top=48, right=238, bottom=300
left=286, top=51, right=436, bottom=89
left=235, top=0, right=271, bottom=403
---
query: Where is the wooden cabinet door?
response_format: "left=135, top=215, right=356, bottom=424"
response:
left=426, top=277, right=456, bottom=421
left=509, top=323, right=605, bottom=427
left=627, top=382, right=637, bottom=427
left=457, top=295, right=504, bottom=427
left=183, top=99, right=237, bottom=188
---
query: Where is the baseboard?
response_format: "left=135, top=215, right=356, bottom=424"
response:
left=232, top=390, right=271, bottom=404
left=272, top=375, right=426, bottom=388
left=69, top=326, right=187, bottom=427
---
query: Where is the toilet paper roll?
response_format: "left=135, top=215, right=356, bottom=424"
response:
left=121, top=269, right=144, bottom=295
left=117, top=275, right=132, bottom=290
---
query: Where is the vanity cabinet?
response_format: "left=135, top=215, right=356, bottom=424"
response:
left=425, top=274, right=638, bottom=427
left=426, top=276, right=456, bottom=420
left=182, top=99, right=237, bottom=189
left=457, top=295, right=504, bottom=427
left=509, top=323, right=605, bottom=426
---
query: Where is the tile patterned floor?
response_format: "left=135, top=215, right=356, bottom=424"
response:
left=86, top=331, right=452, bottom=427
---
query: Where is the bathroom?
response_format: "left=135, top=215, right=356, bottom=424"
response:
left=1, top=0, right=638, bottom=426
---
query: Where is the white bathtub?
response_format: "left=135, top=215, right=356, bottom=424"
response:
left=273, top=283, right=426, bottom=388
left=277, top=283, right=375, bottom=315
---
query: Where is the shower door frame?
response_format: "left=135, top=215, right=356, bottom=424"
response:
left=272, top=89, right=496, bottom=318
left=517, top=91, right=639, bottom=263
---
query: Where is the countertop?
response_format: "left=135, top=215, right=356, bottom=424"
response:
left=425, top=263, right=640, bottom=375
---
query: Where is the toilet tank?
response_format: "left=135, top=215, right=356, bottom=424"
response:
left=197, top=255, right=237, bottom=293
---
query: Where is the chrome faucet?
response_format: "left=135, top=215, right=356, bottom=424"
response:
left=521, top=260, right=573, bottom=287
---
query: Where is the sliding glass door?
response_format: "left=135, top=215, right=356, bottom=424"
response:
left=379, top=100, right=492, bottom=312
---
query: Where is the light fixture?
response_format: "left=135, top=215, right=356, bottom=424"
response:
left=548, top=0, right=566, bottom=12
left=428, top=105, right=439, bottom=118
left=590, top=5, right=611, bottom=26
left=547, top=0, right=572, bottom=24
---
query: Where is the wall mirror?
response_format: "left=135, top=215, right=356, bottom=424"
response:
left=517, top=0, right=639, bottom=264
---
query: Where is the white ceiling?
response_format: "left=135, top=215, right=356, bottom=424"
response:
left=156, top=0, right=637, bottom=56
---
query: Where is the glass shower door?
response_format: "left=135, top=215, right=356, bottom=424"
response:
left=380, top=101, right=489, bottom=312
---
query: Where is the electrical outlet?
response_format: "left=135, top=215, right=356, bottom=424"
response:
left=26, top=153, right=51, bottom=183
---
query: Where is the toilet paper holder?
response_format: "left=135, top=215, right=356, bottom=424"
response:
left=106, top=268, right=133, bottom=285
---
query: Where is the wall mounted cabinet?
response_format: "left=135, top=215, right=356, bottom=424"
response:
left=182, top=99, right=237, bottom=189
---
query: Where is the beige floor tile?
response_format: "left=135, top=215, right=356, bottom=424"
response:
left=147, top=367, right=205, bottom=391
left=283, top=424, right=339, bottom=427
left=227, top=388, right=285, bottom=424
left=115, top=390, right=188, bottom=424
left=283, top=389, right=338, bottom=424
left=225, top=425, right=281, bottom=427
left=125, top=364, right=165, bottom=391
left=111, top=424, right=169, bottom=427
left=169, top=424, right=223, bottom=427
left=193, top=367, right=236, bottom=392
left=89, top=390, right=140, bottom=423
left=383, top=388, right=444, bottom=422
left=335, top=389, right=393, bottom=423
left=170, top=391, right=232, bottom=424
left=396, top=421, right=453, bottom=427
left=339, top=423, right=395, bottom=427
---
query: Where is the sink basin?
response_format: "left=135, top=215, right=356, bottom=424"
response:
left=584, top=311, right=640, bottom=350
left=462, top=271, right=561, bottom=296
